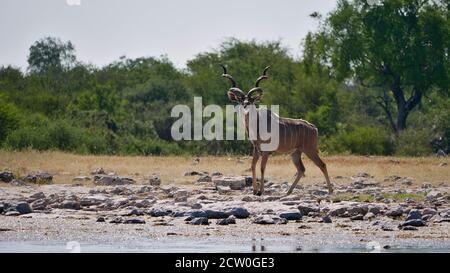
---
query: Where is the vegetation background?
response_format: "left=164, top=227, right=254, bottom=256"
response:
left=0, top=0, right=448, bottom=157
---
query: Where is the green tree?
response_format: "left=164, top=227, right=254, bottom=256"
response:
left=27, top=37, right=77, bottom=73
left=304, top=0, right=449, bottom=133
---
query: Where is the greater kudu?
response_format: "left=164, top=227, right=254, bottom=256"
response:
left=221, top=65, right=333, bottom=196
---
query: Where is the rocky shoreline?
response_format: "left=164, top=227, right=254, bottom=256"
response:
left=1, top=169, right=449, bottom=252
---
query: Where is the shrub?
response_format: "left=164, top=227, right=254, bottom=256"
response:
left=395, top=128, right=434, bottom=156
left=325, top=126, right=393, bottom=155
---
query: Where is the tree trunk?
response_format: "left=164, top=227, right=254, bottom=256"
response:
left=390, top=80, right=423, bottom=134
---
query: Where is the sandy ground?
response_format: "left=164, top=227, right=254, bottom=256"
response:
left=0, top=151, right=448, bottom=186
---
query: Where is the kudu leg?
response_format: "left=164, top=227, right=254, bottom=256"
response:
left=251, top=148, right=260, bottom=195
left=257, top=152, right=269, bottom=196
left=287, top=151, right=305, bottom=195
left=306, top=151, right=333, bottom=194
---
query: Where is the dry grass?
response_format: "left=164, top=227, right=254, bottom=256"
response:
left=0, top=150, right=448, bottom=187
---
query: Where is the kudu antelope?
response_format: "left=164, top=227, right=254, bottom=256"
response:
left=221, top=65, right=333, bottom=196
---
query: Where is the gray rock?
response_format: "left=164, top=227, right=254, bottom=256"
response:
left=186, top=210, right=208, bottom=219
left=5, top=211, right=21, bottom=216
left=109, top=217, right=123, bottom=224
left=406, top=209, right=422, bottom=221
left=30, top=199, right=48, bottom=210
left=123, top=218, right=146, bottom=224
left=368, top=205, right=381, bottom=215
left=80, top=195, right=109, bottom=206
left=321, top=215, right=332, bottom=223
left=422, top=208, right=437, bottom=216
left=59, top=201, right=81, bottom=210
left=398, top=177, right=413, bottom=185
left=400, top=219, right=426, bottom=227
left=279, top=211, right=302, bottom=221
left=385, top=207, right=403, bottom=217
left=73, top=176, right=91, bottom=182
left=91, top=168, right=106, bottom=175
left=205, top=209, right=228, bottom=219
left=0, top=171, right=14, bottom=182
left=363, top=212, right=376, bottom=220
left=8, top=202, right=33, bottom=214
left=217, top=215, right=236, bottom=225
left=213, top=176, right=246, bottom=190
left=197, top=175, right=212, bottom=183
left=350, top=214, right=364, bottom=221
left=401, top=225, right=418, bottom=230
left=297, top=203, right=320, bottom=215
left=148, top=208, right=170, bottom=217
left=10, top=179, right=26, bottom=186
left=226, top=207, right=250, bottom=219
left=149, top=175, right=161, bottom=186
left=426, top=191, right=443, bottom=200
left=352, top=177, right=379, bottom=189
left=23, top=172, right=53, bottom=184
left=94, top=175, right=134, bottom=186
left=184, top=171, right=206, bottom=176
left=253, top=215, right=288, bottom=225
left=29, top=192, right=46, bottom=200
left=189, top=217, right=209, bottom=225
left=96, top=217, right=105, bottom=222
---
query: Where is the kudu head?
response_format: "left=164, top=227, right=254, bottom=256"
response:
left=221, top=65, right=270, bottom=108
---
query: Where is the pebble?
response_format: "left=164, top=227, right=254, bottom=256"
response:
left=189, top=217, right=209, bottom=225
left=279, top=211, right=302, bottom=221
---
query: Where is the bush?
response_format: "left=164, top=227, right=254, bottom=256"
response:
left=395, top=128, right=434, bottom=156
left=325, top=126, right=394, bottom=155
left=0, top=96, right=22, bottom=143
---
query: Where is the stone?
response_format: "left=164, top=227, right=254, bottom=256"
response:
left=109, top=217, right=123, bottom=224
left=226, top=207, right=250, bottom=219
left=406, top=209, right=422, bottom=221
left=197, top=175, right=212, bottom=183
left=149, top=175, right=161, bottom=186
left=29, top=192, right=46, bottom=200
left=80, top=195, right=109, bottom=206
left=189, top=217, right=209, bottom=225
left=14, top=202, right=33, bottom=214
left=205, top=209, right=228, bottom=219
left=426, top=191, right=443, bottom=200
left=191, top=203, right=202, bottom=209
left=398, top=177, right=413, bottom=185
left=385, top=207, right=403, bottom=217
left=352, top=177, right=379, bottom=189
left=73, top=176, right=91, bottom=182
left=123, top=218, right=146, bottom=224
left=0, top=171, right=14, bottom=182
left=96, top=217, right=105, bottom=222
left=363, top=212, right=376, bottom=220
left=350, top=214, right=364, bottom=221
left=400, top=219, right=426, bottom=227
left=368, top=205, right=381, bottom=215
left=213, top=176, right=246, bottom=190
left=148, top=208, right=170, bottom=217
left=91, top=168, right=106, bottom=175
left=328, top=204, right=349, bottom=217
left=10, top=179, right=26, bottom=186
left=31, top=199, right=48, bottom=210
left=401, top=226, right=418, bottom=231
left=5, top=211, right=21, bottom=216
left=211, top=172, right=223, bottom=177
left=279, top=211, right=302, bottom=221
left=59, top=201, right=81, bottom=210
left=422, top=208, right=437, bottom=216
left=321, top=215, right=332, bottom=223
left=297, top=203, right=320, bottom=215
left=355, top=172, right=372, bottom=178
left=186, top=210, right=208, bottom=220
left=253, top=215, right=288, bottom=225
left=94, top=175, right=134, bottom=186
left=23, top=172, right=53, bottom=184
left=217, top=215, right=236, bottom=225
left=184, top=171, right=205, bottom=176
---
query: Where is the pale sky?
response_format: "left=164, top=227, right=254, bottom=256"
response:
left=0, top=0, right=337, bottom=70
